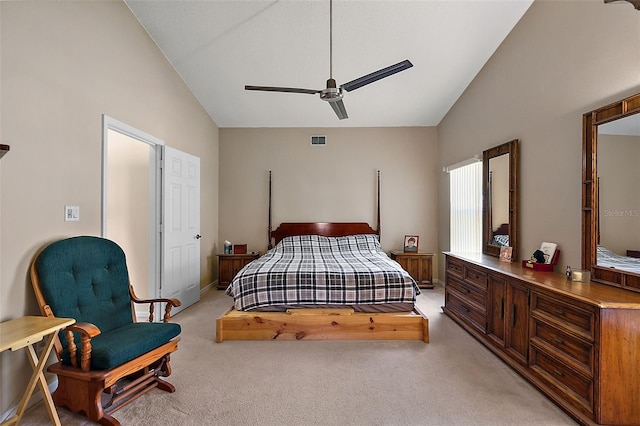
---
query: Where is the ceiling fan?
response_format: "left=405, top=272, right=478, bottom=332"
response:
left=244, top=0, right=413, bottom=120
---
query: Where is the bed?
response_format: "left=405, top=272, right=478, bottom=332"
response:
left=215, top=172, right=429, bottom=343
left=491, top=223, right=509, bottom=247
left=597, top=245, right=640, bottom=274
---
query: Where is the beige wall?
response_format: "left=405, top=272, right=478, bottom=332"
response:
left=219, top=126, right=438, bottom=260
left=438, top=1, right=640, bottom=278
left=0, top=1, right=218, bottom=413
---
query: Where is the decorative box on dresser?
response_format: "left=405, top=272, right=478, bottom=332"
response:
left=217, top=253, right=260, bottom=290
left=443, top=252, right=640, bottom=426
left=389, top=251, right=434, bottom=289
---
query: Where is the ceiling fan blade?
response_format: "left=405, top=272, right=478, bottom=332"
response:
left=341, top=60, right=413, bottom=92
left=245, top=85, right=321, bottom=95
left=328, top=99, right=348, bottom=120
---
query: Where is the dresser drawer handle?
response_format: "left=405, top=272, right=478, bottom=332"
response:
left=462, top=305, right=470, bottom=313
left=554, top=309, right=565, bottom=316
left=461, top=287, right=470, bottom=293
left=553, top=368, right=564, bottom=377
left=554, top=337, right=564, bottom=345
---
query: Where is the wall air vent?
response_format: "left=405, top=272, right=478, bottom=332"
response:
left=310, top=135, right=327, bottom=146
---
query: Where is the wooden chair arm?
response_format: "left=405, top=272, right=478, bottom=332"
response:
left=62, top=322, right=101, bottom=372
left=65, top=322, right=101, bottom=337
left=129, top=285, right=182, bottom=323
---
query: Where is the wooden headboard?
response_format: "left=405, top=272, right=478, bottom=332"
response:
left=493, top=223, right=509, bottom=236
left=270, top=222, right=378, bottom=246
left=267, top=170, right=381, bottom=248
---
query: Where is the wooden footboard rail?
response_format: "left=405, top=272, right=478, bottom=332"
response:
left=216, top=307, right=429, bottom=343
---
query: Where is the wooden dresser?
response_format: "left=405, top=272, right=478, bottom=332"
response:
left=443, top=252, right=640, bottom=426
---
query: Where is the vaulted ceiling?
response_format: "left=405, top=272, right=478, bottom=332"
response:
left=125, top=0, right=533, bottom=128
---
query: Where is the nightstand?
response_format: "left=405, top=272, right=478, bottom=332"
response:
left=390, top=251, right=434, bottom=289
left=217, top=253, right=260, bottom=289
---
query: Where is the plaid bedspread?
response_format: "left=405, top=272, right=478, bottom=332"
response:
left=226, top=234, right=420, bottom=311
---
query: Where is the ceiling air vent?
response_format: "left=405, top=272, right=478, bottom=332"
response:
left=310, top=135, right=327, bottom=146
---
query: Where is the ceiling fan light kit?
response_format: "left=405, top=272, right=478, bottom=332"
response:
left=245, top=0, right=413, bottom=120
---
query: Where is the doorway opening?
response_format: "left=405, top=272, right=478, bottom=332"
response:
left=102, top=115, right=163, bottom=315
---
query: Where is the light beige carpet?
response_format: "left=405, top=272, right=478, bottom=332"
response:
left=20, top=285, right=576, bottom=425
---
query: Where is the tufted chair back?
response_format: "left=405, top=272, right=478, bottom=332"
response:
left=34, top=236, right=134, bottom=337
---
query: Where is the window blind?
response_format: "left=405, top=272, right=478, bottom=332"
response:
left=449, top=161, right=482, bottom=253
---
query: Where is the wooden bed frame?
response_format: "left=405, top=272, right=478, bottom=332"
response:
left=216, top=171, right=429, bottom=343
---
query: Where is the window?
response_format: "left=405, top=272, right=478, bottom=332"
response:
left=449, top=160, right=482, bottom=252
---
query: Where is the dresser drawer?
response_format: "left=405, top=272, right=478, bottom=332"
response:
left=447, top=276, right=486, bottom=307
left=530, top=346, right=594, bottom=415
left=464, top=265, right=487, bottom=290
left=446, top=256, right=464, bottom=278
left=446, top=288, right=486, bottom=334
left=530, top=318, right=594, bottom=376
left=530, top=292, right=595, bottom=341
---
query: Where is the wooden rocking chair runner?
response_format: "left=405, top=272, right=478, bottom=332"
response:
left=30, top=236, right=182, bottom=426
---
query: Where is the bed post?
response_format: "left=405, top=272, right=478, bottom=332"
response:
left=268, top=171, right=273, bottom=250
left=377, top=170, right=381, bottom=241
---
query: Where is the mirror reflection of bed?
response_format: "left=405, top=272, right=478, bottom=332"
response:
left=596, top=112, right=640, bottom=275
left=491, top=223, right=509, bottom=247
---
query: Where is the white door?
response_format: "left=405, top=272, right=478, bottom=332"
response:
left=162, top=146, right=201, bottom=314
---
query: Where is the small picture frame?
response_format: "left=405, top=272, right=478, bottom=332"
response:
left=404, top=235, right=419, bottom=252
left=499, top=246, right=513, bottom=262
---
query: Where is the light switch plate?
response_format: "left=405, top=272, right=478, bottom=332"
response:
left=65, top=205, right=80, bottom=222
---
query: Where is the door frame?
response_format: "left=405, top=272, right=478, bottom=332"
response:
left=101, top=115, right=164, bottom=300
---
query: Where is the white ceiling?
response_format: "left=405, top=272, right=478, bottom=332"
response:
left=125, top=0, right=533, bottom=128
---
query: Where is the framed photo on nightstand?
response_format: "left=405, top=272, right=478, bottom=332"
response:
left=404, top=235, right=419, bottom=252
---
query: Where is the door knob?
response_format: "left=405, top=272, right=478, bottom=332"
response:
left=195, top=234, right=202, bottom=239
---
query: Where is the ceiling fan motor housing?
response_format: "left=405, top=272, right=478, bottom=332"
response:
left=320, top=78, right=343, bottom=102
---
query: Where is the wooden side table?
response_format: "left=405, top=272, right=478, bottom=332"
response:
left=217, top=253, right=260, bottom=289
left=0, top=316, right=75, bottom=426
left=390, top=251, right=434, bottom=289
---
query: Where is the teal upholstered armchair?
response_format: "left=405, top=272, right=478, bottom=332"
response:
left=30, top=236, right=181, bottom=426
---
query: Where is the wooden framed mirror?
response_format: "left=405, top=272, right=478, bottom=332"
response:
left=583, top=92, right=640, bottom=291
left=482, top=139, right=518, bottom=260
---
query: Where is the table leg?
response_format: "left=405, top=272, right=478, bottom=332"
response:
left=14, top=333, right=61, bottom=426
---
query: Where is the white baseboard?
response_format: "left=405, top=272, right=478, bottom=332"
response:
left=200, top=281, right=216, bottom=295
